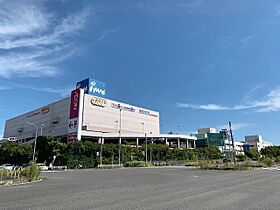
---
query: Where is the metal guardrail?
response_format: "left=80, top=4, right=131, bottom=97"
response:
left=98, top=164, right=123, bottom=169
left=49, top=166, right=68, bottom=171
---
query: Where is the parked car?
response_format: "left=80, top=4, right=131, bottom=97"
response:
left=37, top=163, right=48, bottom=171
left=0, top=164, right=15, bottom=170
left=22, top=163, right=29, bottom=168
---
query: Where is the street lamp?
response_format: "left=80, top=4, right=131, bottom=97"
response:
left=40, top=123, right=44, bottom=136
left=100, top=132, right=103, bottom=167
left=177, top=125, right=180, bottom=135
left=118, top=108, right=122, bottom=166
left=141, top=122, right=147, bottom=163
left=27, top=121, right=39, bottom=162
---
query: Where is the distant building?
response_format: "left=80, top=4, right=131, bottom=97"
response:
left=233, top=135, right=273, bottom=154
left=244, top=135, right=273, bottom=152
left=197, top=128, right=216, bottom=135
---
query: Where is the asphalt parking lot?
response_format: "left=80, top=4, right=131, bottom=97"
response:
left=1, top=167, right=280, bottom=210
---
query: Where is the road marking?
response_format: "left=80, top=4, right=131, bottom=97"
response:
left=263, top=167, right=280, bottom=171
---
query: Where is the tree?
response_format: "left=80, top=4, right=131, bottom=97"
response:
left=261, top=146, right=280, bottom=158
left=245, top=148, right=260, bottom=160
left=0, top=142, right=32, bottom=165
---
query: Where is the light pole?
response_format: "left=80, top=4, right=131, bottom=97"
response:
left=118, top=108, right=122, bottom=166
left=40, top=123, right=44, bottom=136
left=141, top=122, right=147, bottom=163
left=115, top=120, right=119, bottom=133
left=100, top=132, right=103, bottom=167
left=177, top=125, right=180, bottom=135
left=27, top=121, right=39, bottom=162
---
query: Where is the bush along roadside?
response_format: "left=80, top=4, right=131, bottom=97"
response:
left=0, top=162, right=41, bottom=185
left=2, top=136, right=279, bottom=170
left=197, top=160, right=252, bottom=171
left=19, top=161, right=41, bottom=182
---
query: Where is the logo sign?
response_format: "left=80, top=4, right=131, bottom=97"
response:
left=27, top=110, right=40, bottom=118
left=139, top=109, right=158, bottom=117
left=111, top=102, right=136, bottom=112
left=69, top=89, right=80, bottom=119
left=76, top=78, right=89, bottom=93
left=139, top=109, right=150, bottom=115
left=41, top=106, right=50, bottom=114
left=90, top=96, right=107, bottom=107
left=76, top=78, right=106, bottom=97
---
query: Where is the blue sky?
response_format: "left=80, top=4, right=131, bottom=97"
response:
left=1, top=0, right=280, bottom=144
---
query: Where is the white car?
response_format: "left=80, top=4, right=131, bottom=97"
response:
left=0, top=164, right=15, bottom=170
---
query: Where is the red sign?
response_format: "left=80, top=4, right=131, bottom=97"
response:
left=69, top=89, right=80, bottom=119
left=68, top=132, right=77, bottom=141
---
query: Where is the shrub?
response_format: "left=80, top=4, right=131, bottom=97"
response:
left=124, top=161, right=151, bottom=167
left=245, top=149, right=260, bottom=161
left=20, top=162, right=40, bottom=181
left=236, top=154, right=246, bottom=162
left=275, top=157, right=280, bottom=163
left=260, top=157, right=273, bottom=167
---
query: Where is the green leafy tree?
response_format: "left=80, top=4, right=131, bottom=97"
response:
left=0, top=142, right=32, bottom=165
left=245, top=148, right=260, bottom=160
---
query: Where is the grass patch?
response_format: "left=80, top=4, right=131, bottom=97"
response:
left=197, top=160, right=251, bottom=171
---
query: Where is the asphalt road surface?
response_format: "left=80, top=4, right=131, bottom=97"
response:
left=1, top=167, right=280, bottom=210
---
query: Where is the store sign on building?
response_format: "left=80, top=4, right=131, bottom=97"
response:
left=68, top=88, right=83, bottom=141
left=139, top=109, right=158, bottom=117
left=41, top=106, right=50, bottom=114
left=111, top=102, right=136, bottom=112
left=27, top=110, right=40, bottom=118
left=68, top=118, right=78, bottom=133
left=68, top=133, right=77, bottom=141
left=76, top=78, right=106, bottom=97
left=90, top=96, right=107, bottom=107
left=69, top=89, right=80, bottom=119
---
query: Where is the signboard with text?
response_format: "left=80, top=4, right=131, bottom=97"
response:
left=68, top=88, right=83, bottom=141
left=69, top=89, right=80, bottom=119
left=76, top=78, right=106, bottom=97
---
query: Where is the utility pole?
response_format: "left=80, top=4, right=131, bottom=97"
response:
left=229, top=121, right=236, bottom=164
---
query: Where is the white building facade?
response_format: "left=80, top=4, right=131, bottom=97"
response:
left=3, top=90, right=160, bottom=142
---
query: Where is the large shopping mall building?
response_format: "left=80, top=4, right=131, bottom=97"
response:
left=3, top=78, right=196, bottom=148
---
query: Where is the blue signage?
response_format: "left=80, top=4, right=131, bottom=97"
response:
left=243, top=144, right=250, bottom=152
left=76, top=78, right=106, bottom=97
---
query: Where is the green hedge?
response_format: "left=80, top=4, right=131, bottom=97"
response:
left=0, top=136, right=224, bottom=169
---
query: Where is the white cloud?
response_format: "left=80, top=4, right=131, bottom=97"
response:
left=0, top=1, right=90, bottom=78
left=0, top=1, right=49, bottom=37
left=0, top=82, right=73, bottom=97
left=238, top=34, right=255, bottom=47
left=97, top=29, right=117, bottom=41
left=176, top=0, right=206, bottom=12
left=274, top=5, right=280, bottom=16
left=216, top=122, right=252, bottom=131
left=0, top=85, right=12, bottom=90
left=132, top=0, right=206, bottom=15
left=216, top=33, right=256, bottom=49
left=27, top=86, right=73, bottom=97
left=177, top=87, right=280, bottom=113
left=176, top=103, right=255, bottom=111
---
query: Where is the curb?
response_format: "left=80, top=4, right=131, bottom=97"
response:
left=0, top=178, right=43, bottom=187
